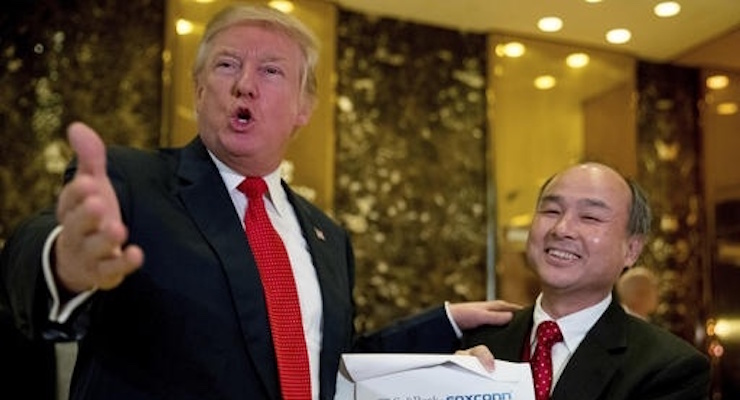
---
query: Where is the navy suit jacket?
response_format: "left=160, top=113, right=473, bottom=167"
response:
left=0, top=137, right=459, bottom=400
left=462, top=301, right=711, bottom=400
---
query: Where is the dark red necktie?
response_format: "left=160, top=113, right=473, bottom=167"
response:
left=531, top=321, right=563, bottom=400
left=238, top=177, right=311, bottom=400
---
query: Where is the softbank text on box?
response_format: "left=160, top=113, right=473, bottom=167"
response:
left=334, top=354, right=535, bottom=400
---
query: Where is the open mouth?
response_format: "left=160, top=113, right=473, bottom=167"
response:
left=236, top=107, right=252, bottom=123
left=546, top=248, right=580, bottom=260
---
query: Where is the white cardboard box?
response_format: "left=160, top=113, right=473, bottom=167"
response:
left=334, top=353, right=535, bottom=400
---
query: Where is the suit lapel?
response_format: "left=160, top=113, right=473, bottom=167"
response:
left=489, top=308, right=535, bottom=361
left=552, top=300, right=628, bottom=400
left=175, top=138, right=280, bottom=399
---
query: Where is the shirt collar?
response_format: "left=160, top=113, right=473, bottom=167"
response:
left=208, top=152, right=290, bottom=218
left=532, top=292, right=612, bottom=353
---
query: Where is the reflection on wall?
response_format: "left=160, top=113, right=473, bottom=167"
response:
left=701, top=68, right=740, bottom=400
left=0, top=0, right=163, bottom=244
left=335, top=10, right=489, bottom=332
left=714, top=199, right=740, bottom=398
left=636, top=61, right=705, bottom=343
left=489, top=35, right=635, bottom=305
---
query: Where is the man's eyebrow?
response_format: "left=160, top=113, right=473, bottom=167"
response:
left=578, top=197, right=612, bottom=211
left=539, top=194, right=562, bottom=205
left=539, top=194, right=612, bottom=211
left=211, top=48, right=239, bottom=58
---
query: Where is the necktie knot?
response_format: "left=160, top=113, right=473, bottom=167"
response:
left=536, top=320, right=563, bottom=348
left=238, top=177, right=268, bottom=200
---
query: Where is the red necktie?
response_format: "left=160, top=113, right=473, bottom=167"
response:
left=531, top=321, right=563, bottom=400
left=238, top=177, right=311, bottom=400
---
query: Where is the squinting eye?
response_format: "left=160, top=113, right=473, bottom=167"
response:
left=215, top=59, right=238, bottom=70
left=540, top=208, right=560, bottom=215
left=263, top=66, right=282, bottom=75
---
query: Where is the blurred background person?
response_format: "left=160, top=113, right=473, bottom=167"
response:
left=616, top=266, right=659, bottom=321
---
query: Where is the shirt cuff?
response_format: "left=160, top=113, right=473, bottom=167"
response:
left=444, top=300, right=463, bottom=339
left=43, top=225, right=96, bottom=323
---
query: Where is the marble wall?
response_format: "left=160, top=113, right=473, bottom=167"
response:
left=636, top=61, right=706, bottom=344
left=0, top=0, right=164, bottom=244
left=334, top=11, right=489, bottom=332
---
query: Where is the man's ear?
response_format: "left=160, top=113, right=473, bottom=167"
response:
left=625, top=235, right=646, bottom=267
left=295, top=95, right=315, bottom=128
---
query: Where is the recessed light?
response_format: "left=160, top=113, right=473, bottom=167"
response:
left=706, top=75, right=730, bottom=90
left=495, top=42, right=526, bottom=58
left=566, top=53, right=590, bottom=68
left=268, top=0, right=295, bottom=13
left=717, top=102, right=738, bottom=115
left=654, top=1, right=681, bottom=18
left=176, top=19, right=194, bottom=35
left=606, top=28, right=632, bottom=44
left=584, top=0, right=603, bottom=3
left=534, top=75, right=557, bottom=90
left=538, top=17, right=563, bottom=33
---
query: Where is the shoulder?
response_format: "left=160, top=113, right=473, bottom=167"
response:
left=107, top=144, right=179, bottom=169
left=462, top=308, right=532, bottom=349
left=285, top=185, right=346, bottom=233
left=624, top=316, right=708, bottom=366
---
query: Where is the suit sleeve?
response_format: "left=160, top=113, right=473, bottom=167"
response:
left=0, top=209, right=60, bottom=339
left=352, top=305, right=459, bottom=353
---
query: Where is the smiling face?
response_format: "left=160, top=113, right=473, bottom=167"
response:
left=526, top=163, right=645, bottom=316
left=194, top=24, right=313, bottom=176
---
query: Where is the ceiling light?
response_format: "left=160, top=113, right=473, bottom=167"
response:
left=584, top=0, right=603, bottom=3
left=495, top=42, right=526, bottom=58
left=566, top=53, right=590, bottom=68
left=706, top=75, right=730, bottom=90
left=268, top=1, right=295, bottom=13
left=176, top=19, right=194, bottom=35
left=538, top=17, right=563, bottom=33
left=654, top=2, right=681, bottom=18
left=534, top=75, right=557, bottom=90
left=717, top=102, right=739, bottom=115
left=606, top=28, right=632, bottom=44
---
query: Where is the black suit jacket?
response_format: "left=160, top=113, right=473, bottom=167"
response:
left=0, top=137, right=458, bottom=400
left=462, top=301, right=710, bottom=400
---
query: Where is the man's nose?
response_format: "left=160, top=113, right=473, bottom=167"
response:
left=550, top=213, right=576, bottom=238
left=234, top=69, right=258, bottom=98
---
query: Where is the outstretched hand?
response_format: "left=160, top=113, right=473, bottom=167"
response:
left=54, top=122, right=144, bottom=294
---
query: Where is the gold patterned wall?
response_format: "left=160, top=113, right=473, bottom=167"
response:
left=334, top=10, right=489, bottom=332
left=0, top=0, right=163, bottom=247
left=635, top=61, right=706, bottom=343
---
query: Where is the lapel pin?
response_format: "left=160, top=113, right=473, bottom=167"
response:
left=314, top=227, right=325, bottom=241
